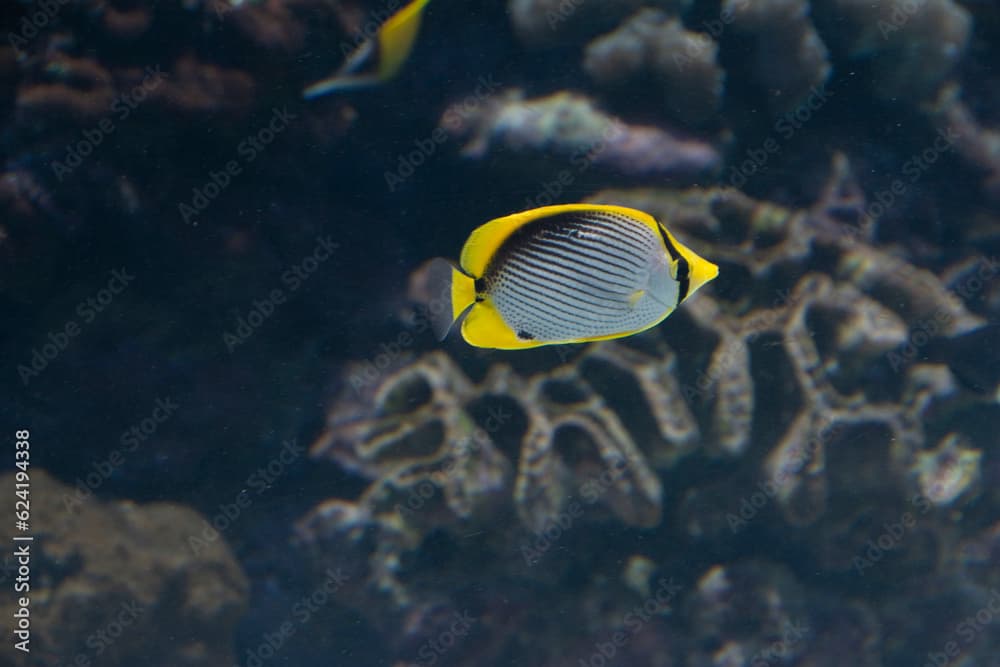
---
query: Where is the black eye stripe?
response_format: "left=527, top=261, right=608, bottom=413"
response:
left=675, top=257, right=690, bottom=303
left=655, top=224, right=690, bottom=306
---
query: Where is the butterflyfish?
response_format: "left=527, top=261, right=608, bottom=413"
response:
left=425, top=204, right=719, bottom=350
left=303, top=0, right=432, bottom=99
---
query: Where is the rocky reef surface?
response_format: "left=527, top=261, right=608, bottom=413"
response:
left=0, top=470, right=248, bottom=666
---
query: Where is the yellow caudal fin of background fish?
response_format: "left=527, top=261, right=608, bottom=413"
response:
left=424, top=258, right=475, bottom=341
left=378, top=0, right=432, bottom=80
left=302, top=0, right=431, bottom=99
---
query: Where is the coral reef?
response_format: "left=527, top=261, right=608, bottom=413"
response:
left=580, top=0, right=829, bottom=120
left=685, top=561, right=881, bottom=667
left=582, top=9, right=725, bottom=125
left=811, top=0, right=971, bottom=102
left=3, top=0, right=999, bottom=665
left=441, top=89, right=721, bottom=182
left=499, top=0, right=1000, bottom=209
left=509, top=0, right=691, bottom=47
left=0, top=469, right=248, bottom=666
left=297, top=156, right=999, bottom=665
left=924, top=84, right=1000, bottom=204
left=310, top=343, right=691, bottom=535
left=0, top=0, right=352, bottom=253
left=721, top=0, right=830, bottom=113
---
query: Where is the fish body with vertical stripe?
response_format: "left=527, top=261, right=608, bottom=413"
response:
left=426, top=204, right=719, bottom=349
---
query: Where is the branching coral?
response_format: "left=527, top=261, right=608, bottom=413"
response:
left=308, top=344, right=692, bottom=536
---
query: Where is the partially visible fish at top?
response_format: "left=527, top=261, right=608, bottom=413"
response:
left=303, top=0, right=432, bottom=99
left=425, top=204, right=720, bottom=350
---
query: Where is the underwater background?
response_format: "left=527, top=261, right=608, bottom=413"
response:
left=2, top=0, right=1000, bottom=665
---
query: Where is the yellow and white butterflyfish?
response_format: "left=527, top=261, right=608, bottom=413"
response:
left=303, top=0, right=432, bottom=99
left=425, top=203, right=720, bottom=350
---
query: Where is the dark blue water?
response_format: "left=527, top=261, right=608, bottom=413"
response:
left=2, top=1, right=999, bottom=665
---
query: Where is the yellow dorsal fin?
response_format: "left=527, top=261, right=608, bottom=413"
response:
left=459, top=203, right=656, bottom=277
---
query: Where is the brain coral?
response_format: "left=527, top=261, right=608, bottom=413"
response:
left=296, top=155, right=999, bottom=665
